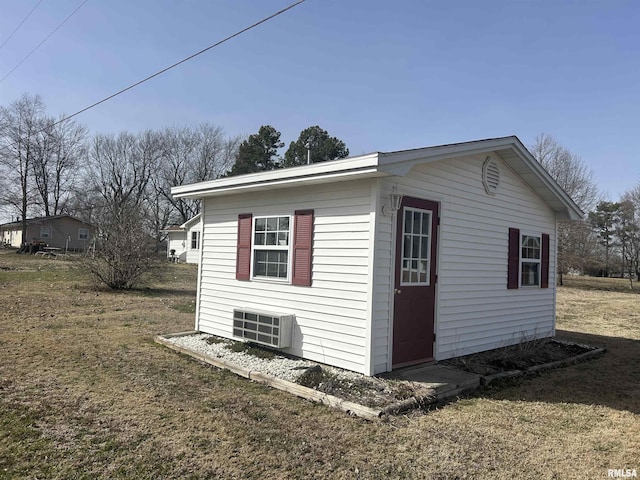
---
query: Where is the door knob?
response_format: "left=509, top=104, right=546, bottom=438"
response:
left=394, top=289, right=401, bottom=294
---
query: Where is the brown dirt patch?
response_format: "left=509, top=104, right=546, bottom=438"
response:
left=444, top=339, right=597, bottom=375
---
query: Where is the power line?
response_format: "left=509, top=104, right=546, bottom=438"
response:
left=1, top=0, right=306, bottom=149
left=0, top=0, right=89, bottom=83
left=0, top=0, right=45, bottom=49
left=47, top=0, right=306, bottom=127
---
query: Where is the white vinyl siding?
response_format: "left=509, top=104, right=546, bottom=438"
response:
left=196, top=179, right=374, bottom=374
left=372, top=153, right=556, bottom=372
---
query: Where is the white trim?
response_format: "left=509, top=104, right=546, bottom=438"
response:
left=170, top=136, right=582, bottom=221
left=250, top=214, right=292, bottom=283
left=180, top=213, right=202, bottom=230
left=520, top=231, right=542, bottom=288
left=399, top=207, right=433, bottom=287
left=552, top=220, right=558, bottom=336
left=194, top=205, right=205, bottom=332
left=364, top=180, right=380, bottom=376
left=386, top=194, right=398, bottom=373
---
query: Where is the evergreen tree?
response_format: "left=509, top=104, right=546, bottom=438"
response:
left=227, top=125, right=283, bottom=176
left=283, top=125, right=349, bottom=168
left=589, top=201, right=621, bottom=277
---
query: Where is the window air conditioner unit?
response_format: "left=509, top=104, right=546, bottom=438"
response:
left=232, top=309, right=294, bottom=349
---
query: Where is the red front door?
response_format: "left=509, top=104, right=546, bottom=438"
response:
left=392, top=197, right=439, bottom=367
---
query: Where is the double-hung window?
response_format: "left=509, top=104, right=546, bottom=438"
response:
left=252, top=216, right=290, bottom=280
left=236, top=211, right=313, bottom=286
left=508, top=228, right=549, bottom=289
left=520, top=234, right=541, bottom=286
left=40, top=226, right=51, bottom=238
left=78, top=228, right=89, bottom=240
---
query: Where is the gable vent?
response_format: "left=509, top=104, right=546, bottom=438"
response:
left=233, top=309, right=294, bottom=348
left=482, top=157, right=500, bottom=195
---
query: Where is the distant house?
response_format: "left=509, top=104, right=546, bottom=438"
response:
left=164, top=214, right=201, bottom=264
left=0, top=215, right=94, bottom=251
left=171, top=136, right=582, bottom=376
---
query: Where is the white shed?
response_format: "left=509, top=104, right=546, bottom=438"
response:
left=165, top=214, right=202, bottom=264
left=171, top=136, right=582, bottom=376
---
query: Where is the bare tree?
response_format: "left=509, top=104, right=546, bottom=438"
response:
left=530, top=134, right=602, bottom=283
left=82, top=130, right=163, bottom=289
left=530, top=133, right=599, bottom=212
left=31, top=115, right=87, bottom=216
left=0, top=94, right=46, bottom=242
left=88, top=131, right=160, bottom=209
left=155, top=125, right=198, bottom=223
left=155, top=123, right=241, bottom=224
left=620, top=185, right=640, bottom=285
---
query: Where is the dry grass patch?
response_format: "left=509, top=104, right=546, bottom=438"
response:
left=1, top=253, right=638, bottom=479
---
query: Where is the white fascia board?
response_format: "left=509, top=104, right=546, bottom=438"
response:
left=179, top=213, right=202, bottom=229
left=508, top=141, right=584, bottom=221
left=378, top=136, right=583, bottom=221
left=377, top=136, right=520, bottom=175
left=172, top=153, right=384, bottom=199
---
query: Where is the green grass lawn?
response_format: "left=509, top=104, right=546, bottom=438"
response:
left=0, top=250, right=638, bottom=479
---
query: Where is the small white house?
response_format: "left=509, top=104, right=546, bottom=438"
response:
left=165, top=214, right=202, bottom=264
left=171, top=136, right=582, bottom=376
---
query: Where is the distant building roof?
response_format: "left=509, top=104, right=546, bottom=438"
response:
left=0, top=214, right=93, bottom=228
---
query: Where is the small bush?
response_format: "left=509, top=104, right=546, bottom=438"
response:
left=80, top=204, right=159, bottom=290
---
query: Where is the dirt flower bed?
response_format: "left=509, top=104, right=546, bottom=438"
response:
left=167, top=332, right=600, bottom=411
left=443, top=338, right=599, bottom=376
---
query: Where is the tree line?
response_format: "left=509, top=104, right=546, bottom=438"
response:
left=0, top=94, right=349, bottom=248
left=1, top=94, right=637, bottom=288
left=530, top=133, right=639, bottom=288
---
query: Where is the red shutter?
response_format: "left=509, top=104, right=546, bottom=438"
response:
left=236, top=214, right=252, bottom=281
left=541, top=233, right=550, bottom=288
left=292, top=210, right=314, bottom=286
left=508, top=227, right=520, bottom=289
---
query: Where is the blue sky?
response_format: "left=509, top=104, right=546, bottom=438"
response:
left=0, top=0, right=637, bottom=202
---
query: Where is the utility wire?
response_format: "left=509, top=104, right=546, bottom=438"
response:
left=0, top=0, right=89, bottom=83
left=42, top=0, right=306, bottom=128
left=0, top=0, right=45, bottom=49
left=1, top=0, right=306, bottom=148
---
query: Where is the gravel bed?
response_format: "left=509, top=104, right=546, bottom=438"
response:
left=166, top=332, right=369, bottom=384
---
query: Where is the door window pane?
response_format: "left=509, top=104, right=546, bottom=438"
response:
left=401, top=208, right=432, bottom=285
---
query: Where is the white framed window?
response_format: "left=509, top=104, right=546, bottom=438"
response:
left=400, top=207, right=432, bottom=285
left=252, top=215, right=291, bottom=281
left=191, top=231, right=200, bottom=249
left=78, top=228, right=88, bottom=240
left=40, top=226, right=51, bottom=238
left=520, top=233, right=541, bottom=287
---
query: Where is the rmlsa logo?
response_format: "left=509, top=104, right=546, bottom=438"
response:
left=608, top=469, right=637, bottom=478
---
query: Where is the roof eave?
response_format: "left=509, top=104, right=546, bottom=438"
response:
left=170, top=136, right=584, bottom=221
left=507, top=140, right=584, bottom=221
left=172, top=156, right=385, bottom=199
